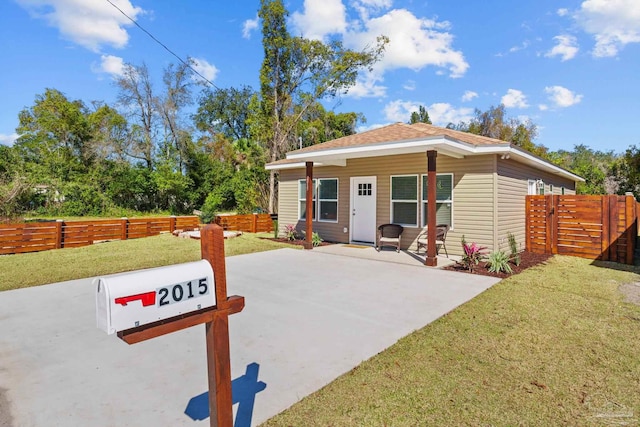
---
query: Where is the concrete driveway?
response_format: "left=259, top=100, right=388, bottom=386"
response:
left=0, top=248, right=499, bottom=427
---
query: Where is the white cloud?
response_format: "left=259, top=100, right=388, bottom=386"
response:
left=92, top=54, right=125, bottom=77
left=345, top=9, right=468, bottom=78
left=191, top=58, right=219, bottom=82
left=501, top=89, right=529, bottom=109
left=242, top=14, right=259, bottom=39
left=427, top=103, right=473, bottom=126
left=346, top=71, right=387, bottom=98
left=557, top=8, right=569, bottom=17
left=538, top=104, right=549, bottom=111
left=16, top=0, right=144, bottom=52
left=0, top=133, right=18, bottom=146
left=509, top=40, right=530, bottom=53
left=574, top=0, right=640, bottom=57
left=545, top=35, right=579, bottom=61
left=290, top=2, right=468, bottom=79
left=383, top=100, right=422, bottom=122
left=382, top=100, right=472, bottom=126
left=461, top=90, right=478, bottom=102
left=544, top=85, right=583, bottom=107
left=291, top=0, right=347, bottom=40
left=403, top=80, right=416, bottom=91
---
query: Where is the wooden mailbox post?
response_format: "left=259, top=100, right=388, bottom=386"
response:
left=95, top=224, right=244, bottom=427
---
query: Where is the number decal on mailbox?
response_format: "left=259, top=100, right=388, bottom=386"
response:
left=157, top=277, right=209, bottom=307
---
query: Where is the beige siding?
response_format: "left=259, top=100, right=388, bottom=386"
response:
left=278, top=153, right=496, bottom=255
left=496, top=158, right=577, bottom=252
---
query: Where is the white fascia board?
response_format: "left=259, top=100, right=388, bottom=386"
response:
left=265, top=159, right=346, bottom=170
left=281, top=136, right=583, bottom=182
left=505, top=148, right=585, bottom=182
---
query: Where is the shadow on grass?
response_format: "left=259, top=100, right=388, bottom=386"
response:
left=590, top=259, right=640, bottom=274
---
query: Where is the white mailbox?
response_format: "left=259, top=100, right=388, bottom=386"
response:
left=95, top=260, right=215, bottom=335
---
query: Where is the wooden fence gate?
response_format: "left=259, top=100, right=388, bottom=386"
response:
left=526, top=195, right=638, bottom=264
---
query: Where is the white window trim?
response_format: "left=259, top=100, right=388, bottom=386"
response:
left=421, top=173, right=454, bottom=230
left=390, top=174, right=419, bottom=227
left=528, top=179, right=537, bottom=195
left=318, top=178, right=339, bottom=223
left=298, top=178, right=339, bottom=222
left=298, top=179, right=316, bottom=221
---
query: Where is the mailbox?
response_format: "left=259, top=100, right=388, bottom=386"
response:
left=95, top=260, right=215, bottom=335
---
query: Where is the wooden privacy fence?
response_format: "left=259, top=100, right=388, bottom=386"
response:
left=214, top=213, right=274, bottom=233
left=526, top=195, right=638, bottom=264
left=0, top=216, right=199, bottom=255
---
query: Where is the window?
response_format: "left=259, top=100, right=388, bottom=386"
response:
left=391, top=175, right=418, bottom=226
left=549, top=184, right=554, bottom=194
left=561, top=186, right=565, bottom=195
left=298, top=178, right=338, bottom=222
left=528, top=179, right=545, bottom=195
left=421, top=174, right=453, bottom=227
left=318, top=179, right=338, bottom=222
left=298, top=179, right=316, bottom=220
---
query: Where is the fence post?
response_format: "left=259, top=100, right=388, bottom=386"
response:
left=601, top=197, right=610, bottom=261
left=625, top=195, right=635, bottom=265
left=170, top=215, right=177, bottom=234
left=545, top=195, right=554, bottom=254
left=121, top=217, right=128, bottom=241
left=525, top=196, right=531, bottom=252
left=551, top=195, right=559, bottom=254
left=55, top=220, right=63, bottom=249
left=252, top=214, right=258, bottom=233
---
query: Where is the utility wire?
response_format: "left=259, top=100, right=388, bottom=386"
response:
left=104, top=0, right=219, bottom=89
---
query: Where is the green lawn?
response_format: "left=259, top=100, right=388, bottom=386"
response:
left=261, top=256, right=640, bottom=426
left=0, top=232, right=295, bottom=291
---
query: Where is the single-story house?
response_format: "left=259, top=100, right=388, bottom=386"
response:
left=266, top=122, right=584, bottom=263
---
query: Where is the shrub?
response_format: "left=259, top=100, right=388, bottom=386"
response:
left=199, top=192, right=223, bottom=224
left=507, top=232, right=521, bottom=266
left=284, top=224, right=297, bottom=241
left=460, top=235, right=487, bottom=273
left=486, top=250, right=513, bottom=274
left=311, top=232, right=323, bottom=247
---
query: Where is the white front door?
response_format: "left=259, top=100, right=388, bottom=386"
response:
left=350, top=176, right=377, bottom=244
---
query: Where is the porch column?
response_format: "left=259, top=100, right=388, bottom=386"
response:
left=304, top=161, right=314, bottom=249
left=425, top=150, right=437, bottom=266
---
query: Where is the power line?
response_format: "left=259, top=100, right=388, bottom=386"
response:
left=104, top=0, right=219, bottom=89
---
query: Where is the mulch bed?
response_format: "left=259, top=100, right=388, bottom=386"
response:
left=443, top=251, right=553, bottom=279
left=261, top=237, right=335, bottom=247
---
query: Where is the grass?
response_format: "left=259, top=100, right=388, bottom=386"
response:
left=0, top=232, right=297, bottom=291
left=261, top=256, right=640, bottom=427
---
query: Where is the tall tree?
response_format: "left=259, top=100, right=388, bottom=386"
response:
left=452, top=104, right=545, bottom=157
left=116, top=63, right=157, bottom=169
left=15, top=88, right=92, bottom=182
left=256, top=0, right=387, bottom=212
left=158, top=61, right=194, bottom=171
left=409, top=105, right=432, bottom=124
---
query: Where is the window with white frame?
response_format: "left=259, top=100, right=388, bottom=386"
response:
left=298, top=178, right=338, bottom=222
left=298, top=179, right=316, bottom=220
left=391, top=175, right=418, bottom=226
left=528, top=179, right=545, bottom=195
left=318, top=179, right=338, bottom=222
left=421, top=174, right=453, bottom=227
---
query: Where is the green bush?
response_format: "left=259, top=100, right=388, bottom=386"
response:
left=486, top=250, right=513, bottom=274
left=200, top=192, right=223, bottom=224
left=312, top=232, right=323, bottom=247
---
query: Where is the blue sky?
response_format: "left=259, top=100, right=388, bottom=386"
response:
left=1, top=0, right=639, bottom=153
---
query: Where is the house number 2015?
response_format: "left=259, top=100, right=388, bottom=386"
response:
left=157, top=278, right=209, bottom=306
